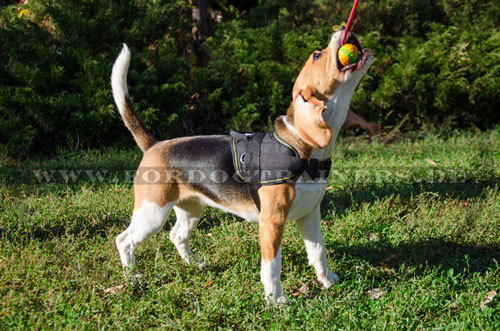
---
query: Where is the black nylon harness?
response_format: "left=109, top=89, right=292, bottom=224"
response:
left=230, top=131, right=332, bottom=210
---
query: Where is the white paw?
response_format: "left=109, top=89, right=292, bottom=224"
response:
left=276, top=296, right=292, bottom=305
left=122, top=264, right=140, bottom=276
left=265, top=294, right=291, bottom=305
left=318, top=271, right=340, bottom=288
left=123, top=270, right=144, bottom=286
left=183, top=255, right=207, bottom=269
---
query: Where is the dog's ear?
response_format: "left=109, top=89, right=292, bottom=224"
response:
left=293, top=92, right=332, bottom=149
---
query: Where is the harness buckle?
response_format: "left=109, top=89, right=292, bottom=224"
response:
left=324, top=159, right=332, bottom=177
left=306, top=158, right=319, bottom=179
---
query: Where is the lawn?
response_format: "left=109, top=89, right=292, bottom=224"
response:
left=1, top=128, right=499, bottom=329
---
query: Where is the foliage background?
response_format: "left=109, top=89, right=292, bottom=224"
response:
left=0, top=0, right=499, bottom=156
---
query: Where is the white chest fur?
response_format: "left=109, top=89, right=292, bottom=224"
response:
left=287, top=177, right=327, bottom=221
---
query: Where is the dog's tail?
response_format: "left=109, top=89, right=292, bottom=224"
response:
left=111, top=44, right=158, bottom=152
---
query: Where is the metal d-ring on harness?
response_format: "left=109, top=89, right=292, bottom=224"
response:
left=230, top=130, right=332, bottom=210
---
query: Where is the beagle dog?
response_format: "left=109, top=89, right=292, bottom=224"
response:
left=111, top=27, right=372, bottom=303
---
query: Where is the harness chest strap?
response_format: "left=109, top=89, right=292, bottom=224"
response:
left=246, top=133, right=266, bottom=209
left=230, top=131, right=332, bottom=210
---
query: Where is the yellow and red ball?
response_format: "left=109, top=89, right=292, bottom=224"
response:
left=338, top=43, right=359, bottom=66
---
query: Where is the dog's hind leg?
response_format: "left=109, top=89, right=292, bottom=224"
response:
left=169, top=199, right=206, bottom=267
left=116, top=199, right=174, bottom=269
left=296, top=204, right=340, bottom=287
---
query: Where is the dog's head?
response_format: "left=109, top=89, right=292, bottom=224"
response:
left=290, top=28, right=373, bottom=149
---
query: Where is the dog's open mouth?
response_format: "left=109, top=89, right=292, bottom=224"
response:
left=337, top=32, right=366, bottom=72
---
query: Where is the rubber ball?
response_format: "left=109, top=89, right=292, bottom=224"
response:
left=338, top=43, right=359, bottom=67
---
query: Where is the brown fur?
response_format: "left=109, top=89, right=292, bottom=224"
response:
left=293, top=49, right=342, bottom=104
left=286, top=37, right=345, bottom=150
left=133, top=143, right=178, bottom=209
left=121, top=96, right=158, bottom=152
left=292, top=95, right=332, bottom=149
left=257, top=184, right=295, bottom=262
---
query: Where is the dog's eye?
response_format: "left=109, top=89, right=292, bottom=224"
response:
left=313, top=52, right=322, bottom=61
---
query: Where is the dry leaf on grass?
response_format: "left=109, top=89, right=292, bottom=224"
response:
left=425, top=158, right=438, bottom=166
left=103, top=285, right=125, bottom=294
left=203, top=280, right=215, bottom=288
left=289, top=283, right=311, bottom=298
left=363, top=288, right=386, bottom=299
left=479, top=290, right=497, bottom=310
left=378, top=254, right=398, bottom=275
left=379, top=254, right=398, bottom=266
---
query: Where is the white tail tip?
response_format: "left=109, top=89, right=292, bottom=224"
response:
left=111, top=44, right=131, bottom=114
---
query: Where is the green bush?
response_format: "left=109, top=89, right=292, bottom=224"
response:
left=0, top=0, right=192, bottom=156
left=0, top=0, right=499, bottom=156
left=353, top=24, right=500, bottom=129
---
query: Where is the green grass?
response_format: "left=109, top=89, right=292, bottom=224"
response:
left=1, top=128, right=499, bottom=329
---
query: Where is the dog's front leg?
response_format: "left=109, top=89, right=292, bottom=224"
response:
left=296, top=204, right=339, bottom=287
left=258, top=184, right=295, bottom=304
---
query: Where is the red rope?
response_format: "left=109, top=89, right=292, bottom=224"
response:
left=341, top=0, right=359, bottom=45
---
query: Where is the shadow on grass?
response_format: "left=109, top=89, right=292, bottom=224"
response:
left=328, top=237, right=500, bottom=277
left=321, top=180, right=499, bottom=218
left=0, top=215, right=126, bottom=242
